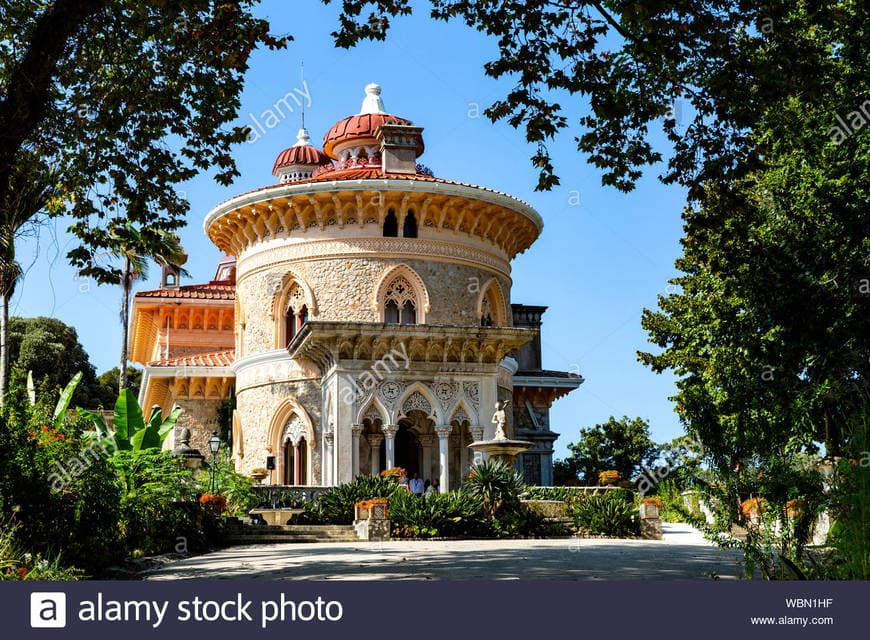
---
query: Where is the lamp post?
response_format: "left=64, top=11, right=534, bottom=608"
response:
left=208, top=431, right=221, bottom=494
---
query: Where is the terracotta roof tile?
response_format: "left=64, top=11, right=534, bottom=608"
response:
left=149, top=349, right=235, bottom=367
left=210, top=170, right=534, bottom=212
left=322, top=113, right=418, bottom=158
left=135, top=281, right=235, bottom=301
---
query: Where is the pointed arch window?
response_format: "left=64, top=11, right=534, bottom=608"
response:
left=480, top=296, right=494, bottom=326
left=384, top=275, right=417, bottom=325
left=384, top=300, right=400, bottom=324
left=285, top=306, right=297, bottom=344
left=402, top=210, right=417, bottom=238
left=479, top=279, right=506, bottom=327
left=282, top=282, right=308, bottom=347
left=383, top=209, right=398, bottom=237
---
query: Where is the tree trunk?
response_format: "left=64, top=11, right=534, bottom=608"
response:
left=0, top=289, right=8, bottom=407
left=119, top=256, right=131, bottom=390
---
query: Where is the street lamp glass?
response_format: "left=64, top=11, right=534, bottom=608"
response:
left=208, top=432, right=221, bottom=455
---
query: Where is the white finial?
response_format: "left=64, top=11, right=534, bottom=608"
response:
left=359, top=83, right=385, bottom=114
left=293, top=127, right=312, bottom=147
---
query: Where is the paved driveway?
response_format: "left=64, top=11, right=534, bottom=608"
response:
left=146, top=523, right=745, bottom=581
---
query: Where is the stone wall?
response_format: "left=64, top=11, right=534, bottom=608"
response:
left=236, top=254, right=512, bottom=355
left=172, top=398, right=224, bottom=455
left=235, top=378, right=323, bottom=482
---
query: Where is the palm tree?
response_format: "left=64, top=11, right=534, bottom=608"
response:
left=108, top=223, right=188, bottom=389
left=0, top=157, right=59, bottom=405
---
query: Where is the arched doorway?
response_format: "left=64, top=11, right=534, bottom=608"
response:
left=394, top=421, right=420, bottom=476
left=283, top=436, right=308, bottom=485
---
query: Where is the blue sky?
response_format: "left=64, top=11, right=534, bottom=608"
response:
left=13, top=1, right=688, bottom=458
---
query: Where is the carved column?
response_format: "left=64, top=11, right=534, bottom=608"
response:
left=351, top=424, right=363, bottom=478
left=435, top=424, right=453, bottom=492
left=368, top=434, right=384, bottom=476
left=293, top=443, right=302, bottom=485
left=458, top=426, right=469, bottom=483
left=419, top=435, right=434, bottom=482
left=324, top=431, right=335, bottom=487
left=382, top=424, right=398, bottom=470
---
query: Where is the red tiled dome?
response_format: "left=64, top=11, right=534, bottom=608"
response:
left=273, top=143, right=331, bottom=171
left=323, top=112, right=420, bottom=158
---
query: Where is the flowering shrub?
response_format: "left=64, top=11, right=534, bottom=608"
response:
left=598, top=470, right=620, bottom=485
left=784, top=499, right=803, bottom=519
left=0, top=526, right=83, bottom=581
left=642, top=497, right=662, bottom=509
left=380, top=467, right=407, bottom=480
left=199, top=494, right=227, bottom=514
left=740, top=497, right=768, bottom=517
left=356, top=498, right=389, bottom=518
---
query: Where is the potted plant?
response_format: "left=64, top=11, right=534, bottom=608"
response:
left=250, top=467, right=268, bottom=482
left=199, top=493, right=227, bottom=516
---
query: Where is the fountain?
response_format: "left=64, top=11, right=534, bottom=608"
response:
left=467, top=401, right=533, bottom=465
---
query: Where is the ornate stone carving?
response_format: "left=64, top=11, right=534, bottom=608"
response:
left=402, top=391, right=432, bottom=416
left=432, top=381, right=456, bottom=407
left=451, top=407, right=469, bottom=425
left=282, top=414, right=306, bottom=446
left=285, top=282, right=306, bottom=311
left=379, top=380, right=404, bottom=405
left=237, top=237, right=511, bottom=282
left=434, top=424, right=453, bottom=439
left=364, top=406, right=383, bottom=423
left=384, top=275, right=417, bottom=308
left=463, top=381, right=480, bottom=406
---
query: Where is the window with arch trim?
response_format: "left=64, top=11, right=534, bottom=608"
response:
left=402, top=210, right=417, bottom=238
left=383, top=209, right=398, bottom=237
left=479, top=279, right=506, bottom=327
left=282, top=282, right=309, bottom=347
left=383, top=275, right=417, bottom=325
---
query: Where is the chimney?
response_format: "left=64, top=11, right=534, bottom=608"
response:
left=161, top=263, right=182, bottom=289
left=375, top=123, right=424, bottom=175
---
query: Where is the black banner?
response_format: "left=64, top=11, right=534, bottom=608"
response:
left=4, top=580, right=865, bottom=639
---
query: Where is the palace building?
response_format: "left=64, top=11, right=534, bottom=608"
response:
left=129, top=84, right=582, bottom=490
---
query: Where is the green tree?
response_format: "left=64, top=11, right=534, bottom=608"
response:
left=322, top=1, right=858, bottom=196
left=0, top=1, right=286, bottom=299
left=639, top=102, right=869, bottom=473
left=101, top=223, right=187, bottom=389
left=7, top=317, right=110, bottom=409
left=561, top=416, right=658, bottom=484
left=0, top=155, right=62, bottom=406
left=96, top=367, right=142, bottom=404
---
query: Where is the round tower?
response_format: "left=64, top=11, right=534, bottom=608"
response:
left=205, top=85, right=543, bottom=488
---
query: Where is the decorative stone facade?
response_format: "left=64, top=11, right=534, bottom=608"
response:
left=130, top=84, right=581, bottom=489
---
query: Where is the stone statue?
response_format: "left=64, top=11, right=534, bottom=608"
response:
left=492, top=401, right=510, bottom=440
left=178, top=427, right=192, bottom=448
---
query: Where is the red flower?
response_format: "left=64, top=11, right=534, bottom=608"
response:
left=17, top=567, right=27, bottom=578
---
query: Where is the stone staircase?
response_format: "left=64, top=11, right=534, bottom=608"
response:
left=225, top=524, right=359, bottom=545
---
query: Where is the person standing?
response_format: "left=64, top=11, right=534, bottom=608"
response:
left=409, top=472, right=424, bottom=495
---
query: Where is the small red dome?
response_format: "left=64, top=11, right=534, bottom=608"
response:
left=323, top=112, right=420, bottom=158
left=272, top=128, right=332, bottom=179
left=272, top=144, right=331, bottom=171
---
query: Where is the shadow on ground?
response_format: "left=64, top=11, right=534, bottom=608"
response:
left=146, top=524, right=745, bottom=581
